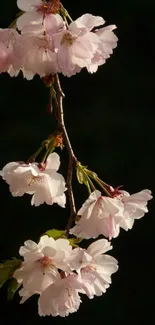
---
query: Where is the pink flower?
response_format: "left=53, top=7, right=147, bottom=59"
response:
left=38, top=273, right=82, bottom=317
left=52, top=14, right=104, bottom=77
left=70, top=190, right=124, bottom=240
left=0, top=28, right=20, bottom=76
left=87, top=25, right=118, bottom=73
left=0, top=152, right=66, bottom=207
left=13, top=33, right=59, bottom=79
left=17, top=0, right=64, bottom=35
left=52, top=13, right=117, bottom=76
left=14, top=235, right=72, bottom=294
left=68, top=239, right=118, bottom=298
left=118, top=189, right=152, bottom=231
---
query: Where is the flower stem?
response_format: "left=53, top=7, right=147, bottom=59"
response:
left=54, top=74, right=77, bottom=235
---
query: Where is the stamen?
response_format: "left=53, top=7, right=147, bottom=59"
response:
left=36, top=0, right=60, bottom=15
left=60, top=32, right=76, bottom=46
left=26, top=174, right=45, bottom=186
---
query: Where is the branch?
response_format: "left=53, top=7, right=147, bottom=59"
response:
left=54, top=74, right=77, bottom=235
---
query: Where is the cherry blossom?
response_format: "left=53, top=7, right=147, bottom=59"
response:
left=0, top=28, right=20, bottom=76
left=87, top=25, right=118, bottom=73
left=16, top=0, right=64, bottom=35
left=52, top=13, right=117, bottom=77
left=70, top=188, right=152, bottom=240
left=0, top=152, right=66, bottom=207
left=68, top=239, right=118, bottom=298
left=38, top=273, right=82, bottom=317
left=13, top=33, right=60, bottom=79
left=118, top=189, right=152, bottom=231
left=14, top=235, right=72, bottom=293
left=70, top=190, right=124, bottom=240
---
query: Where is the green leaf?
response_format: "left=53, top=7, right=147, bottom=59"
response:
left=7, top=278, right=21, bottom=300
left=69, top=237, right=83, bottom=247
left=76, top=168, right=84, bottom=184
left=45, top=229, right=66, bottom=240
left=0, top=258, right=22, bottom=289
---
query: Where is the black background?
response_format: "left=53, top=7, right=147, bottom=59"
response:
left=0, top=1, right=155, bottom=324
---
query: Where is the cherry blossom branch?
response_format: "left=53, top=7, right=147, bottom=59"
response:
left=54, top=74, right=77, bottom=234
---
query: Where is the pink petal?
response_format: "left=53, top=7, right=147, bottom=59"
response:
left=87, top=239, right=112, bottom=257
left=75, top=14, right=105, bottom=31
left=17, top=11, right=42, bottom=32
left=17, top=0, right=41, bottom=12
left=46, top=152, right=60, bottom=171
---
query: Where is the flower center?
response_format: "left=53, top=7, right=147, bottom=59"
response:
left=84, top=264, right=97, bottom=272
left=36, top=0, right=60, bottom=15
left=40, top=256, right=52, bottom=267
left=26, top=174, right=45, bottom=186
left=39, top=256, right=59, bottom=275
left=60, top=32, right=76, bottom=47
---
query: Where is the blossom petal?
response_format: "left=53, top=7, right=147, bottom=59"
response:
left=39, top=235, right=56, bottom=250
left=53, top=193, right=66, bottom=208
left=17, top=11, right=42, bottom=31
left=0, top=161, right=19, bottom=181
left=19, top=240, right=38, bottom=256
left=74, top=14, right=105, bottom=31
left=46, top=152, right=60, bottom=171
left=87, top=239, right=112, bottom=257
left=78, top=190, right=101, bottom=215
left=17, top=0, right=41, bottom=12
left=19, top=288, right=37, bottom=304
left=44, top=13, right=64, bottom=34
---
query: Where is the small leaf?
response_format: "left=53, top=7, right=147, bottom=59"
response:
left=0, top=258, right=22, bottom=289
left=69, top=237, right=83, bottom=247
left=76, top=168, right=84, bottom=184
left=45, top=229, right=66, bottom=240
left=7, top=278, right=21, bottom=301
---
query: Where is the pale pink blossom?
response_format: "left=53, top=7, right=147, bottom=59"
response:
left=0, top=152, right=66, bottom=207
left=70, top=190, right=124, bottom=240
left=87, top=25, right=118, bottom=73
left=38, top=273, right=82, bottom=317
left=14, top=235, right=72, bottom=294
left=13, top=33, right=59, bottom=79
left=118, top=189, right=152, bottom=231
left=52, top=14, right=104, bottom=77
left=68, top=239, right=118, bottom=298
left=17, top=0, right=64, bottom=35
left=52, top=13, right=117, bottom=76
left=0, top=28, right=20, bottom=75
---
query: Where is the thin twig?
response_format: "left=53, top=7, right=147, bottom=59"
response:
left=54, top=74, right=77, bottom=235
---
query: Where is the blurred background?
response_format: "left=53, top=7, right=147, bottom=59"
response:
left=0, top=0, right=155, bottom=324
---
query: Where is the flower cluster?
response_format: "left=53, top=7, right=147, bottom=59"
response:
left=70, top=189, right=152, bottom=240
left=14, top=235, right=118, bottom=317
left=0, top=0, right=118, bottom=79
left=0, top=155, right=152, bottom=236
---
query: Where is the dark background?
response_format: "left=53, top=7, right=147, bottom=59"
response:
left=0, top=0, right=155, bottom=324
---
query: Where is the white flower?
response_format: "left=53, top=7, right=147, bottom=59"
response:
left=14, top=235, right=72, bottom=294
left=70, top=190, right=124, bottom=240
left=68, top=239, right=118, bottom=298
left=38, top=273, right=82, bottom=317
left=118, top=189, right=152, bottom=231
left=17, top=0, right=64, bottom=35
left=0, top=152, right=66, bottom=207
